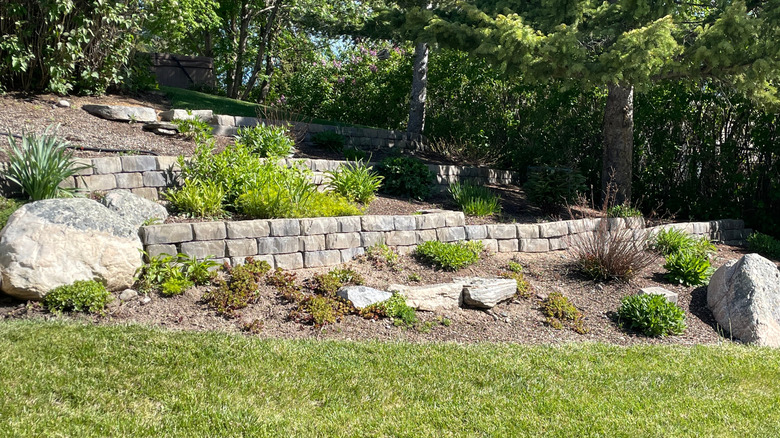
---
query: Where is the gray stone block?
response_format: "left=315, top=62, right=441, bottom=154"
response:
left=549, top=238, right=568, bottom=251
left=192, top=222, right=226, bottom=241
left=487, top=224, right=516, bottom=239
left=498, top=239, right=519, bottom=253
left=326, top=232, right=361, bottom=249
left=131, top=187, right=159, bottom=200
left=269, top=219, right=301, bottom=236
left=437, top=227, right=466, bottom=242
left=226, top=239, right=257, bottom=257
left=517, top=224, right=541, bottom=239
left=232, top=254, right=275, bottom=269
left=145, top=244, right=177, bottom=259
left=155, top=156, right=180, bottom=172
left=337, top=216, right=361, bottom=233
left=226, top=220, right=270, bottom=239
left=538, top=221, right=569, bottom=238
left=299, top=235, right=326, bottom=251
left=141, top=223, right=193, bottom=244
left=394, top=216, right=417, bottom=231
left=304, top=250, right=342, bottom=268
left=77, top=174, right=117, bottom=191
left=465, top=225, right=487, bottom=240
left=142, top=171, right=168, bottom=187
left=479, top=239, right=499, bottom=253
left=416, top=229, right=438, bottom=243
left=639, top=286, right=678, bottom=304
left=212, top=114, right=235, bottom=126
left=360, top=232, right=385, bottom=247
left=121, top=156, right=158, bottom=172
left=274, top=253, right=304, bottom=270
left=386, top=231, right=417, bottom=246
left=92, top=157, right=122, bottom=174
left=415, top=213, right=446, bottom=229
left=234, top=116, right=260, bottom=127
left=568, top=219, right=599, bottom=234
left=341, top=247, right=365, bottom=262
left=444, top=211, right=465, bottom=227
left=362, top=215, right=395, bottom=232
left=71, top=158, right=94, bottom=175
left=180, top=240, right=225, bottom=259
left=300, top=217, right=338, bottom=235
left=257, top=236, right=299, bottom=254
left=159, top=109, right=212, bottom=122
left=520, top=238, right=550, bottom=252
left=462, top=278, right=518, bottom=309
left=115, top=172, right=144, bottom=189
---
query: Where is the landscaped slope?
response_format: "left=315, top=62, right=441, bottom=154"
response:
left=1, top=320, right=779, bottom=437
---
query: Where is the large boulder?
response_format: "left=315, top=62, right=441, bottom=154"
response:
left=0, top=198, right=143, bottom=300
left=707, top=254, right=780, bottom=347
left=82, top=104, right=157, bottom=123
left=389, top=282, right=464, bottom=311
left=100, top=190, right=168, bottom=228
left=461, top=277, right=517, bottom=309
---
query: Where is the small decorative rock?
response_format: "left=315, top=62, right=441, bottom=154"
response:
left=140, top=296, right=152, bottom=305
left=143, top=122, right=179, bottom=136
left=461, top=278, right=518, bottom=309
left=119, top=289, right=138, bottom=301
left=337, top=286, right=392, bottom=309
left=57, top=99, right=71, bottom=108
left=639, top=286, right=678, bottom=304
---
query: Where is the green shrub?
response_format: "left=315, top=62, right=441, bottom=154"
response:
left=378, top=156, right=434, bottom=200
left=326, top=160, right=383, bottom=204
left=173, top=119, right=213, bottom=143
left=607, top=204, right=643, bottom=218
left=747, top=232, right=780, bottom=259
left=360, top=293, right=418, bottom=328
left=0, top=197, right=24, bottom=229
left=160, top=276, right=194, bottom=297
left=312, top=131, right=346, bottom=151
left=235, top=124, right=294, bottom=158
left=343, top=147, right=367, bottom=161
left=448, top=181, right=501, bottom=216
left=414, top=240, right=483, bottom=271
left=266, top=268, right=303, bottom=302
left=135, top=252, right=219, bottom=295
left=165, top=180, right=225, bottom=218
left=524, top=166, right=586, bottom=213
left=307, top=192, right=363, bottom=217
left=237, top=178, right=361, bottom=219
left=651, top=228, right=694, bottom=256
left=5, top=127, right=92, bottom=200
left=540, top=291, right=587, bottom=334
left=365, top=243, right=399, bottom=269
left=499, top=263, right=531, bottom=298
left=306, top=267, right=364, bottom=297
left=664, top=250, right=712, bottom=286
left=43, top=280, right=112, bottom=314
left=204, top=260, right=270, bottom=317
left=617, top=294, right=686, bottom=337
left=328, top=267, right=365, bottom=286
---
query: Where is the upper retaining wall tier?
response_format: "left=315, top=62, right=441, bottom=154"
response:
left=0, top=155, right=518, bottom=199
left=138, top=213, right=750, bottom=271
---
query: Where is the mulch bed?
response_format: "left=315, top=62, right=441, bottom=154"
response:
left=0, top=244, right=747, bottom=346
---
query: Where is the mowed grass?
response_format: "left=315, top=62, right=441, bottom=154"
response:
left=2, top=320, right=780, bottom=437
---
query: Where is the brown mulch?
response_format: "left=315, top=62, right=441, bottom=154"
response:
left=0, top=244, right=747, bottom=346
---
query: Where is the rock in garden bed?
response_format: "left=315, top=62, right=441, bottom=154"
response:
left=82, top=104, right=157, bottom=123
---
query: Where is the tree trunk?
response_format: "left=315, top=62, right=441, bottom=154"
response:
left=228, top=4, right=251, bottom=99
left=602, top=83, right=634, bottom=206
left=241, top=0, right=282, bottom=101
left=407, top=42, right=429, bottom=138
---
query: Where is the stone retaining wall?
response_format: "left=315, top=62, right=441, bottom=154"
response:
left=0, top=155, right=517, bottom=199
left=138, top=213, right=750, bottom=270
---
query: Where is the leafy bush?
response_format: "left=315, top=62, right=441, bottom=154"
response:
left=524, top=166, right=586, bottom=213
left=360, top=293, right=418, bottom=328
left=0, top=0, right=145, bottom=94
left=5, top=127, right=92, bottom=200
left=365, top=243, right=399, bottom=269
left=607, top=204, right=643, bottom=218
left=135, top=252, right=220, bottom=295
left=312, top=131, right=346, bottom=151
left=43, top=280, right=112, bottom=314
left=449, top=181, right=501, bottom=216
left=540, top=291, right=587, bottom=334
left=617, top=294, right=686, bottom=337
left=165, top=180, right=225, bottom=218
left=378, top=156, right=434, bottom=200
left=266, top=268, right=303, bottom=302
left=160, top=277, right=194, bottom=297
left=0, top=197, right=24, bottom=229
left=235, top=124, right=294, bottom=158
left=326, top=160, right=383, bottom=204
left=571, top=221, right=655, bottom=281
left=499, top=262, right=531, bottom=298
left=343, top=148, right=367, bottom=161
left=651, top=228, right=698, bottom=257
left=306, top=192, right=363, bottom=217
left=664, top=250, right=712, bottom=286
left=414, top=240, right=483, bottom=271
left=178, top=142, right=265, bottom=206
left=173, top=119, right=213, bottom=143
left=747, top=232, right=780, bottom=260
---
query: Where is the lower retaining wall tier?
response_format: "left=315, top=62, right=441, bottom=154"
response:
left=0, top=155, right=518, bottom=199
left=138, top=213, right=751, bottom=270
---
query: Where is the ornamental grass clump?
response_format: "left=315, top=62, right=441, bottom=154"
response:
left=326, top=160, right=383, bottom=204
left=571, top=219, right=655, bottom=281
left=650, top=228, right=716, bottom=286
left=449, top=181, right=501, bottom=216
left=617, top=294, right=686, bottom=337
left=5, top=126, right=92, bottom=200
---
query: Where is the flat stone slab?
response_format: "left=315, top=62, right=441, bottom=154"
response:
left=389, top=282, right=464, bottom=311
left=461, top=277, right=518, bottom=308
left=143, top=122, right=178, bottom=136
left=82, top=104, right=156, bottom=123
left=159, top=109, right=213, bottom=122
left=337, top=286, right=392, bottom=309
left=639, top=286, right=678, bottom=304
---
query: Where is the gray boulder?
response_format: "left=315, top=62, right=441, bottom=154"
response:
left=82, top=104, right=157, bottom=123
left=389, top=282, right=464, bottom=311
left=461, top=277, right=517, bottom=308
left=0, top=198, right=143, bottom=300
left=337, top=286, right=391, bottom=309
left=100, top=190, right=168, bottom=228
left=143, top=122, right=178, bottom=136
left=707, top=254, right=780, bottom=347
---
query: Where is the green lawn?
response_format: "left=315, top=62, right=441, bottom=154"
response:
left=160, top=86, right=362, bottom=127
left=2, top=320, right=779, bottom=437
